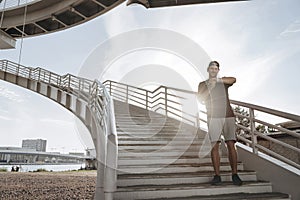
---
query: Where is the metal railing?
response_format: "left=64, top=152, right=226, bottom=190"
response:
left=0, top=60, right=117, bottom=199
left=103, top=80, right=300, bottom=169
left=103, top=80, right=200, bottom=126
left=231, top=100, right=300, bottom=169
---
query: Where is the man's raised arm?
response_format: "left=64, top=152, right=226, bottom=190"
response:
left=220, top=77, right=236, bottom=85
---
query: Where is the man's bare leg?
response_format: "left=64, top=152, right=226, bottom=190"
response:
left=226, top=140, right=238, bottom=174
left=211, top=142, right=221, bottom=175
left=226, top=140, right=242, bottom=185
left=210, top=142, right=222, bottom=185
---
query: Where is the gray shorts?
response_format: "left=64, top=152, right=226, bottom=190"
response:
left=207, top=117, right=236, bottom=143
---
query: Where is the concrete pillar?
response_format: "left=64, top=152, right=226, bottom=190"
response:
left=94, top=161, right=105, bottom=200
left=57, top=90, right=62, bottom=103
left=6, top=154, right=11, bottom=163
left=91, top=117, right=107, bottom=199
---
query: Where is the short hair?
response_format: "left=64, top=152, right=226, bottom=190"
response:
left=208, top=61, right=220, bottom=69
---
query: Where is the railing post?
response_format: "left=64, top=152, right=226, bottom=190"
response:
left=58, top=76, right=61, bottom=86
left=49, top=73, right=52, bottom=84
left=165, top=87, right=168, bottom=116
left=196, top=111, right=200, bottom=128
left=28, top=68, right=32, bottom=79
left=38, top=68, right=41, bottom=81
left=68, top=75, right=71, bottom=89
left=249, top=108, right=258, bottom=154
left=146, top=91, right=149, bottom=110
left=16, top=64, right=20, bottom=76
left=109, top=81, right=112, bottom=95
left=4, top=60, right=8, bottom=71
left=126, top=85, right=129, bottom=103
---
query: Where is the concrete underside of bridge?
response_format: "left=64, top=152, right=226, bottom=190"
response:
left=0, top=0, right=125, bottom=41
left=0, top=0, right=249, bottom=49
left=127, top=0, right=248, bottom=8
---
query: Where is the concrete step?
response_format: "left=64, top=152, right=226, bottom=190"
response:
left=118, top=140, right=203, bottom=146
left=117, top=137, right=200, bottom=143
left=136, top=192, right=291, bottom=200
left=117, top=135, right=204, bottom=142
left=117, top=129, right=198, bottom=134
left=118, top=148, right=211, bottom=158
left=118, top=149, right=211, bottom=157
left=117, top=171, right=257, bottom=186
left=117, top=135, right=201, bottom=141
left=116, top=129, right=194, bottom=134
left=118, top=143, right=204, bottom=151
left=116, top=119, right=180, bottom=125
left=117, top=162, right=244, bottom=174
left=116, top=116, right=172, bottom=119
left=113, top=181, right=273, bottom=200
left=116, top=124, right=180, bottom=128
left=117, top=133, right=202, bottom=139
left=118, top=156, right=228, bottom=166
left=116, top=122, right=179, bottom=127
left=116, top=119, right=177, bottom=122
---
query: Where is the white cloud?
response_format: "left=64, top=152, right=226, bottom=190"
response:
left=39, top=118, right=74, bottom=127
left=279, top=20, right=300, bottom=38
left=0, top=115, right=12, bottom=121
left=0, top=84, right=24, bottom=103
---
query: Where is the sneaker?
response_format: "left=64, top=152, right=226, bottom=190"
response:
left=232, top=174, right=243, bottom=186
left=211, top=175, right=222, bottom=185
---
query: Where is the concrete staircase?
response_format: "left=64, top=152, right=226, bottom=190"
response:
left=113, top=101, right=290, bottom=200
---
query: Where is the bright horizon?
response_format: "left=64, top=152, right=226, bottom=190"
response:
left=0, top=0, right=299, bottom=153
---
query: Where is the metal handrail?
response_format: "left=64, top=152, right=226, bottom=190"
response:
left=231, top=100, right=300, bottom=123
left=104, top=80, right=199, bottom=125
left=104, top=80, right=300, bottom=169
left=0, top=59, right=117, bottom=198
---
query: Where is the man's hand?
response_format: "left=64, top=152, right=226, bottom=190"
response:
left=207, top=78, right=217, bottom=90
left=220, top=77, right=236, bottom=85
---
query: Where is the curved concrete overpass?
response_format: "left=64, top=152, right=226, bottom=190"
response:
left=0, top=0, right=248, bottom=49
left=0, top=0, right=125, bottom=39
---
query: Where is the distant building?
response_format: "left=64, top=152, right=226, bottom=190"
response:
left=277, top=121, right=300, bottom=131
left=22, top=139, right=47, bottom=152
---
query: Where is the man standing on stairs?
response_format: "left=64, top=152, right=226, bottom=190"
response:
left=198, top=61, right=243, bottom=186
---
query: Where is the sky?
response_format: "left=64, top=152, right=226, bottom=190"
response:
left=0, top=0, right=299, bottom=153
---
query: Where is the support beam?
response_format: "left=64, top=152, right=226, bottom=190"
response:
left=70, top=7, right=87, bottom=20
left=0, top=29, right=16, bottom=49
left=91, top=0, right=107, bottom=8
left=127, top=0, right=249, bottom=8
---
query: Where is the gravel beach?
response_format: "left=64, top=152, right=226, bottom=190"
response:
left=0, top=171, right=97, bottom=200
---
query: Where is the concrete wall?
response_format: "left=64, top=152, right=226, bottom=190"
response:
left=258, top=135, right=300, bottom=165
left=237, top=143, right=300, bottom=200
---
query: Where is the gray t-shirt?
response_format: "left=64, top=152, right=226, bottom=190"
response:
left=198, top=81, right=235, bottom=118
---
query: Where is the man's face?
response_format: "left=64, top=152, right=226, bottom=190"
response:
left=207, top=65, right=219, bottom=78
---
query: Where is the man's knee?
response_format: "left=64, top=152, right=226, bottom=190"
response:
left=211, top=142, right=220, bottom=151
left=225, top=140, right=236, bottom=150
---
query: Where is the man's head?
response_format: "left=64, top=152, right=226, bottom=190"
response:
left=207, top=61, right=220, bottom=78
